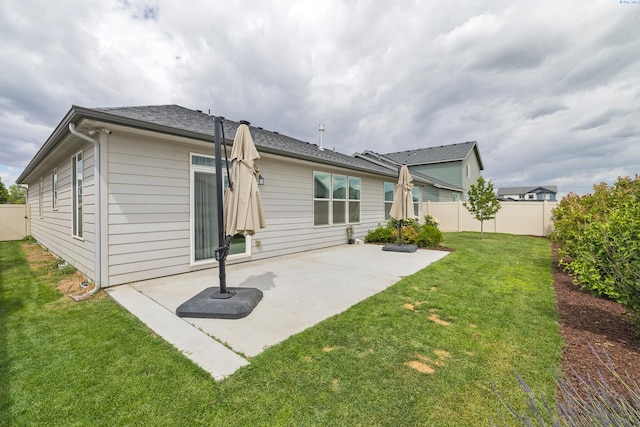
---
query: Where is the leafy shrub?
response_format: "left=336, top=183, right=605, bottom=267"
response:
left=423, top=215, right=440, bottom=228
left=392, top=225, right=418, bottom=244
left=551, top=175, right=640, bottom=328
left=366, top=218, right=443, bottom=248
left=365, top=226, right=395, bottom=243
left=387, top=217, right=420, bottom=230
left=415, top=224, right=443, bottom=248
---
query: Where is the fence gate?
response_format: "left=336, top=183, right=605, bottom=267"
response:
left=0, top=204, right=30, bottom=241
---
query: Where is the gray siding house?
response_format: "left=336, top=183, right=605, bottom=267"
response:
left=18, top=104, right=440, bottom=288
left=354, top=141, right=484, bottom=201
left=497, top=186, right=558, bottom=201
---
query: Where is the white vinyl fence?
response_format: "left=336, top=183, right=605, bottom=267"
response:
left=423, top=201, right=558, bottom=237
left=0, top=204, right=31, bottom=241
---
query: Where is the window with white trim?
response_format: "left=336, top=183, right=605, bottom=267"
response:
left=38, top=177, right=43, bottom=218
left=412, top=186, right=420, bottom=216
left=466, top=164, right=471, bottom=178
left=52, top=168, right=58, bottom=210
left=190, top=153, right=248, bottom=265
left=72, top=151, right=83, bottom=238
left=384, top=182, right=394, bottom=220
left=313, top=171, right=361, bottom=226
left=348, top=176, right=361, bottom=223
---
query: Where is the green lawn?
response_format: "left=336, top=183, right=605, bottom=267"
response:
left=1, top=233, right=562, bottom=426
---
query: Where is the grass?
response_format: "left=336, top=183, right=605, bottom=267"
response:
left=0, top=233, right=562, bottom=426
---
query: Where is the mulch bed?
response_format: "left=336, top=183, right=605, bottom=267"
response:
left=553, top=242, right=640, bottom=398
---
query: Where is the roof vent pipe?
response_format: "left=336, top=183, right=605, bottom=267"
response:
left=318, top=124, right=325, bottom=151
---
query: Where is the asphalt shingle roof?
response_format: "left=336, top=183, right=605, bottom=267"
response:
left=91, top=104, right=405, bottom=179
left=497, top=186, right=558, bottom=195
left=380, top=141, right=481, bottom=168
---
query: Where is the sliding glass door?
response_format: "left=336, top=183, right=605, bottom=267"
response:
left=191, top=154, right=249, bottom=265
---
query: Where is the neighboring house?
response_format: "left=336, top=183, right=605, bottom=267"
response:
left=17, top=104, right=441, bottom=288
left=497, top=186, right=558, bottom=202
left=354, top=141, right=483, bottom=201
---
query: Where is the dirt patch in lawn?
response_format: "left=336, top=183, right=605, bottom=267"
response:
left=22, top=242, right=93, bottom=298
left=553, top=242, right=640, bottom=398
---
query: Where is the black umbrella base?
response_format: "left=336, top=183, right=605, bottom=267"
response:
left=382, top=244, right=419, bottom=253
left=176, top=287, right=263, bottom=319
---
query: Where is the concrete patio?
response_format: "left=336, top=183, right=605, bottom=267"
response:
left=107, top=244, right=449, bottom=380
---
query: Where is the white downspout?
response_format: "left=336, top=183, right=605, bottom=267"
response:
left=69, top=123, right=108, bottom=296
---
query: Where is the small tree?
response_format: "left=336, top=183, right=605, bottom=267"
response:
left=463, top=176, right=501, bottom=239
left=0, top=178, right=9, bottom=204
left=8, top=184, right=26, bottom=204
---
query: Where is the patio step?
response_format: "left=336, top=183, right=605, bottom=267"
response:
left=107, top=284, right=248, bottom=380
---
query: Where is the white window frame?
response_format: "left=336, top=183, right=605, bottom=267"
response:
left=348, top=176, right=361, bottom=223
left=313, top=171, right=361, bottom=227
left=466, top=164, right=471, bottom=178
left=52, top=167, right=58, bottom=210
left=332, top=174, right=347, bottom=225
left=412, top=186, right=420, bottom=217
left=72, top=151, right=83, bottom=239
left=384, top=182, right=394, bottom=220
left=38, top=177, right=43, bottom=219
left=189, top=153, right=250, bottom=266
left=313, top=171, right=331, bottom=227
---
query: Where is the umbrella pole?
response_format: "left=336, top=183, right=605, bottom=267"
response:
left=213, top=117, right=230, bottom=296
left=398, top=219, right=403, bottom=245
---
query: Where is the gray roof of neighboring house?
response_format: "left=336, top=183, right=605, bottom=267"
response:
left=352, top=150, right=463, bottom=191
left=497, top=186, right=558, bottom=195
left=18, top=104, right=435, bottom=185
left=377, top=141, right=484, bottom=170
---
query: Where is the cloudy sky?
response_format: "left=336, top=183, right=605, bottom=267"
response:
left=1, top=0, right=638, bottom=195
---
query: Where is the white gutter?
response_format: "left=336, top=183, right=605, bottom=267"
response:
left=69, top=123, right=108, bottom=297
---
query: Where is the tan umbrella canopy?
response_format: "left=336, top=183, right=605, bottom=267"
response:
left=389, top=164, right=415, bottom=221
left=224, top=123, right=266, bottom=237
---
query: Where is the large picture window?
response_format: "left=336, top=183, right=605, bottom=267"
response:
left=313, top=171, right=360, bottom=226
left=72, top=152, right=83, bottom=238
left=190, top=153, right=248, bottom=265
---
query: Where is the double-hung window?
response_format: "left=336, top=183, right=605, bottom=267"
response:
left=412, top=186, right=420, bottom=217
left=384, top=182, right=394, bottom=220
left=313, top=171, right=331, bottom=226
left=38, top=177, right=44, bottom=219
left=332, top=174, right=347, bottom=224
left=313, top=171, right=360, bottom=226
left=72, top=152, right=83, bottom=238
left=348, top=177, right=361, bottom=223
left=52, top=168, right=58, bottom=210
left=190, top=153, right=248, bottom=265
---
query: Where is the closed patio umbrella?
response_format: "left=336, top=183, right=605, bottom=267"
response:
left=224, top=123, right=266, bottom=237
left=383, top=164, right=418, bottom=253
left=389, top=164, right=415, bottom=222
left=176, top=118, right=264, bottom=319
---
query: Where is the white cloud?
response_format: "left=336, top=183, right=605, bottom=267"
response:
left=0, top=0, right=638, bottom=192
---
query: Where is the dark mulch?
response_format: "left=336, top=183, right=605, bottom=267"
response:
left=553, top=242, right=640, bottom=397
